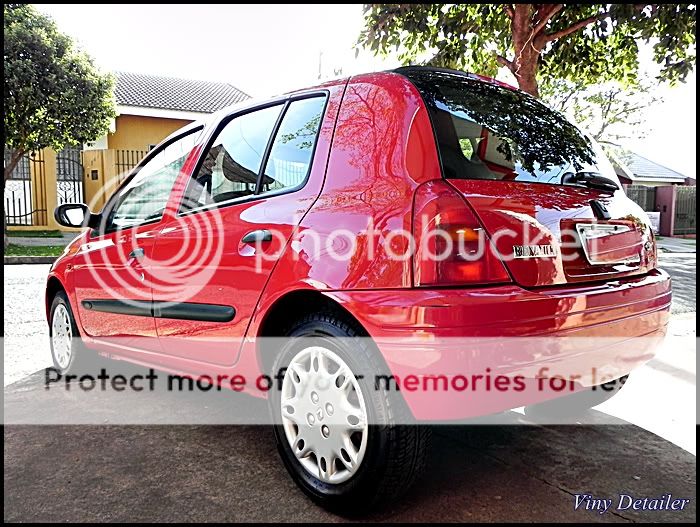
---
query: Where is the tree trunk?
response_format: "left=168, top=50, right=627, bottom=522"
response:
left=509, top=4, right=542, bottom=98
left=3, top=203, right=7, bottom=251
left=4, top=149, right=25, bottom=184
left=515, top=59, right=539, bottom=98
left=3, top=149, right=25, bottom=250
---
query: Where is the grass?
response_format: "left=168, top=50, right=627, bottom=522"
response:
left=7, top=230, right=64, bottom=238
left=4, top=244, right=65, bottom=257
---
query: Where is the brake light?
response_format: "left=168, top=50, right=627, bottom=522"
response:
left=413, top=180, right=511, bottom=286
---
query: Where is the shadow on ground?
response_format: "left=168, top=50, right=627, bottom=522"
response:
left=4, top=368, right=696, bottom=523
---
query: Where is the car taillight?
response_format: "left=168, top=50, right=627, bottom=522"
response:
left=413, top=180, right=511, bottom=286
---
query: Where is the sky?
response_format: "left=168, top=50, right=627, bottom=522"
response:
left=34, top=4, right=696, bottom=177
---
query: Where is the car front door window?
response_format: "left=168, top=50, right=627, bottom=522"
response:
left=106, top=130, right=200, bottom=230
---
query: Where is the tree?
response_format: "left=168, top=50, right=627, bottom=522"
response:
left=541, top=78, right=662, bottom=143
left=358, top=4, right=696, bottom=97
left=3, top=4, right=116, bottom=183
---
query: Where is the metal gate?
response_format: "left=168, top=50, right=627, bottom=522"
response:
left=4, top=148, right=48, bottom=226
left=56, top=147, right=85, bottom=204
left=115, top=149, right=147, bottom=184
left=674, top=186, right=696, bottom=235
left=626, top=185, right=656, bottom=211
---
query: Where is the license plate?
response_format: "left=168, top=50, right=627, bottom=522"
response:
left=575, top=223, right=642, bottom=265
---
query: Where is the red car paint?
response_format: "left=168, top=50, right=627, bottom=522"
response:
left=47, top=70, right=671, bottom=420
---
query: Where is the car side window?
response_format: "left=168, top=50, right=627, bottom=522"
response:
left=181, top=104, right=283, bottom=212
left=259, top=97, right=326, bottom=196
left=105, top=130, right=200, bottom=230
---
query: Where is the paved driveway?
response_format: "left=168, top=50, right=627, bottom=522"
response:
left=4, top=421, right=696, bottom=522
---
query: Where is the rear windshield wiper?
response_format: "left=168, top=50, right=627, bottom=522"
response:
left=561, top=172, right=619, bottom=193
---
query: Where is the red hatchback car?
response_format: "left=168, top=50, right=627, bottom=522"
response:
left=49, top=67, right=671, bottom=511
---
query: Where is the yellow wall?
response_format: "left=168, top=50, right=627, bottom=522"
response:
left=8, top=114, right=194, bottom=232
left=107, top=115, right=192, bottom=151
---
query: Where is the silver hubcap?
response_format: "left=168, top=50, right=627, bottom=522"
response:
left=51, top=304, right=73, bottom=369
left=281, top=346, right=368, bottom=484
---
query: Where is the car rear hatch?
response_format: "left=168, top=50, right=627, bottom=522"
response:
left=399, top=68, right=657, bottom=287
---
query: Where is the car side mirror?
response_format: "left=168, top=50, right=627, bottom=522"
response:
left=54, top=203, right=101, bottom=229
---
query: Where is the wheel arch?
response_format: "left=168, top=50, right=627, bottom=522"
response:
left=255, top=289, right=369, bottom=374
left=45, top=275, right=66, bottom=321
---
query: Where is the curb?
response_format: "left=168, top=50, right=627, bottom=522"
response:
left=4, top=256, right=56, bottom=265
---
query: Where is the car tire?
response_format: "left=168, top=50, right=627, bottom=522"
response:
left=525, top=375, right=629, bottom=419
left=270, top=310, right=429, bottom=514
left=49, top=291, right=95, bottom=375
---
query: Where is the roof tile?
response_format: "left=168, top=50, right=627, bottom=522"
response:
left=115, top=72, right=250, bottom=113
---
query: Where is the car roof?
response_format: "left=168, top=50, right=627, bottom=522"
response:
left=178, top=66, right=520, bottom=139
left=392, top=66, right=519, bottom=91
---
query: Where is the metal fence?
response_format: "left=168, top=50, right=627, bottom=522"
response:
left=626, top=184, right=656, bottom=211
left=674, top=186, right=696, bottom=235
left=4, top=149, right=48, bottom=226
left=56, top=147, right=84, bottom=204
left=114, top=149, right=147, bottom=183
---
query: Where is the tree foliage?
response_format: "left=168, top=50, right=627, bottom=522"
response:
left=358, top=4, right=696, bottom=97
left=541, top=78, right=662, bottom=143
left=3, top=4, right=116, bottom=182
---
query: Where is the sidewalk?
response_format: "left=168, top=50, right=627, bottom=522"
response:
left=7, top=233, right=78, bottom=247
left=658, top=236, right=696, bottom=253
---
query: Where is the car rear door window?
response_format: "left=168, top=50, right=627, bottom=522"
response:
left=181, top=104, right=283, bottom=212
left=259, top=96, right=326, bottom=196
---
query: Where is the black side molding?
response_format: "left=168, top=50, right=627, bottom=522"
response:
left=81, top=300, right=235, bottom=323
left=81, top=299, right=152, bottom=317
left=153, top=302, right=235, bottom=322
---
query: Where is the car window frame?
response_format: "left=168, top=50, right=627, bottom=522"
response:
left=95, top=125, right=204, bottom=236
left=178, top=91, right=329, bottom=217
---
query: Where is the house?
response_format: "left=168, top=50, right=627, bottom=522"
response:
left=87, top=72, right=250, bottom=152
left=606, top=146, right=691, bottom=187
left=604, top=145, right=696, bottom=237
left=5, top=72, right=250, bottom=232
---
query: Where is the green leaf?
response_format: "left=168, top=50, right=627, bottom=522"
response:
left=4, top=4, right=116, bottom=159
left=357, top=3, right=696, bottom=97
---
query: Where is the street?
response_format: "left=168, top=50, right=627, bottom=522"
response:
left=3, top=257, right=696, bottom=522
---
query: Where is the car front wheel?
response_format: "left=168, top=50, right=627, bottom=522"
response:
left=49, top=291, right=94, bottom=375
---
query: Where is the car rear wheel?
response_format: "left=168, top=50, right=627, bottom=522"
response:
left=270, top=311, right=429, bottom=513
left=49, top=291, right=94, bottom=375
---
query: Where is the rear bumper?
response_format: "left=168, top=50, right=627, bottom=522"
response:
left=331, top=269, right=672, bottom=420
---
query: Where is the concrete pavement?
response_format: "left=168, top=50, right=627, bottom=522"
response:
left=3, top=421, right=695, bottom=522
left=7, top=233, right=78, bottom=247
left=658, top=237, right=696, bottom=254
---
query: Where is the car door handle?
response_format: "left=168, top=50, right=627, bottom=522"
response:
left=129, top=247, right=145, bottom=260
left=241, top=229, right=272, bottom=244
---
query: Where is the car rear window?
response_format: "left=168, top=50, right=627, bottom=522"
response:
left=399, top=69, right=619, bottom=187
